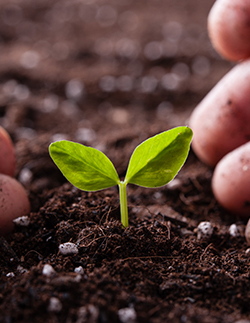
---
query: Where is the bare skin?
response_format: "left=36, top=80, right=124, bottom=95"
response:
left=0, top=126, right=16, bottom=177
left=0, top=128, right=30, bottom=235
left=208, top=0, right=250, bottom=61
left=190, top=0, right=250, bottom=216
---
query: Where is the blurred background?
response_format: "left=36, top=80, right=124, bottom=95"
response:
left=0, top=0, right=232, bottom=190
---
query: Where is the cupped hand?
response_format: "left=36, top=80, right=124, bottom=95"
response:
left=189, top=0, right=250, bottom=218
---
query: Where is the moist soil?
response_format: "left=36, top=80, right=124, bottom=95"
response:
left=0, top=1, right=249, bottom=323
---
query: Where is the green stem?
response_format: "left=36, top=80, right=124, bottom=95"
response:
left=118, top=181, right=129, bottom=227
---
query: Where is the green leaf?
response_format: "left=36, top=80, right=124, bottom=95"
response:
left=124, top=126, right=193, bottom=188
left=49, top=140, right=120, bottom=191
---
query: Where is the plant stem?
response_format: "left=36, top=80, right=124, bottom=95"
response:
left=118, top=181, right=129, bottom=227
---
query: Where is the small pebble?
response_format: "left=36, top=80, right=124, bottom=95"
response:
left=42, top=264, right=56, bottom=277
left=111, top=108, right=129, bottom=124
left=167, top=178, right=182, bottom=190
left=48, top=297, right=62, bottom=313
left=77, top=305, right=99, bottom=323
left=17, top=265, right=28, bottom=274
left=74, top=266, right=84, bottom=274
left=229, top=224, right=240, bottom=237
left=58, top=242, right=79, bottom=255
left=118, top=307, right=137, bottom=323
left=153, top=192, right=162, bottom=199
left=75, top=127, right=96, bottom=143
left=245, top=248, right=250, bottom=256
left=18, top=168, right=33, bottom=185
left=196, top=221, right=214, bottom=240
left=51, top=133, right=69, bottom=142
left=13, top=215, right=30, bottom=227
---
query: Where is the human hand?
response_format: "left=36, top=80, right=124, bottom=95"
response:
left=0, top=127, right=30, bottom=235
left=189, top=0, right=250, bottom=218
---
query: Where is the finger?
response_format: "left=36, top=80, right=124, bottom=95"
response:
left=208, top=0, right=250, bottom=61
left=189, top=59, right=250, bottom=166
left=212, top=141, right=250, bottom=218
left=0, top=126, right=16, bottom=177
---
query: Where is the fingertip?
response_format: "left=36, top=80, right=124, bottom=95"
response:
left=212, top=142, right=250, bottom=218
left=208, top=0, right=250, bottom=61
left=189, top=59, right=250, bottom=167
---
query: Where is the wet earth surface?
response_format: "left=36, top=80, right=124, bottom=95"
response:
left=1, top=1, right=250, bottom=322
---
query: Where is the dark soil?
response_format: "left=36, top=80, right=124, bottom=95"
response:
left=1, top=1, right=249, bottom=322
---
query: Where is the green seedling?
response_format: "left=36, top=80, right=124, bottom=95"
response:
left=49, top=126, right=193, bottom=227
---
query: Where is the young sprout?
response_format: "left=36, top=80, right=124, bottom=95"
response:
left=49, top=126, right=193, bottom=227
